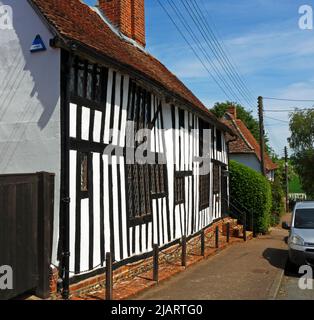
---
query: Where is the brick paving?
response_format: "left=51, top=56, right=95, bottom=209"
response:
left=71, top=229, right=247, bottom=300
left=134, top=227, right=288, bottom=300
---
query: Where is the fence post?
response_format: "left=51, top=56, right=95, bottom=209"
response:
left=181, top=236, right=187, bottom=267
left=215, top=226, right=219, bottom=248
left=201, top=230, right=205, bottom=257
left=226, top=222, right=230, bottom=243
left=243, top=213, right=247, bottom=242
left=105, top=252, right=113, bottom=300
left=36, top=172, right=55, bottom=299
left=153, top=244, right=159, bottom=282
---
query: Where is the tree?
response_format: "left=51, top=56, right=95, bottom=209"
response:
left=211, top=101, right=272, bottom=154
left=288, top=109, right=314, bottom=198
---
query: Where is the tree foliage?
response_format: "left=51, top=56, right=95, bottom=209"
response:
left=289, top=109, right=314, bottom=198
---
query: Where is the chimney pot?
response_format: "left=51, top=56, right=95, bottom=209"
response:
left=227, top=105, right=237, bottom=119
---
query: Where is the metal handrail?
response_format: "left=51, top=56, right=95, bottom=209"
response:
left=222, top=197, right=256, bottom=239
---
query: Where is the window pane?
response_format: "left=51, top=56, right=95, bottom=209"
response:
left=175, top=175, right=185, bottom=205
left=213, top=164, right=220, bottom=194
left=216, top=130, right=222, bottom=152
left=86, top=65, right=93, bottom=100
left=81, top=153, right=88, bottom=192
left=95, top=68, right=101, bottom=102
left=199, top=173, right=210, bottom=209
left=295, top=209, right=314, bottom=229
left=77, top=62, right=85, bottom=97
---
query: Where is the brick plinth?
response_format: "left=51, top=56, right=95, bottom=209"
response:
left=50, top=217, right=248, bottom=300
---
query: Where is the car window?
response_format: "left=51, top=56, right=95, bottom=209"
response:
left=294, top=209, right=314, bottom=229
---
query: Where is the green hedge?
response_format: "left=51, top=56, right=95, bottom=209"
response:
left=271, top=180, right=285, bottom=217
left=229, top=160, right=272, bottom=233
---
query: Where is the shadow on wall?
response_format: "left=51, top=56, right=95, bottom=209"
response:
left=0, top=0, right=59, bottom=130
left=0, top=0, right=60, bottom=172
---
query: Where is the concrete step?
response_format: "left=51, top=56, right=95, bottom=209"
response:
left=238, top=231, right=254, bottom=240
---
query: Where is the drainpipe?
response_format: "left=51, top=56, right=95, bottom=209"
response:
left=60, top=49, right=74, bottom=299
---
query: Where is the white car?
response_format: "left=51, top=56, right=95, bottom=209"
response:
left=283, top=201, right=314, bottom=268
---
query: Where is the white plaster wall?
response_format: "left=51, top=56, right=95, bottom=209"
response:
left=231, top=154, right=275, bottom=181
left=230, top=154, right=261, bottom=174
left=0, top=1, right=61, bottom=264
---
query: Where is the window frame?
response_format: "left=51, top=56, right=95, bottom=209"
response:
left=216, top=129, right=223, bottom=152
left=212, top=163, right=221, bottom=195
left=126, top=163, right=153, bottom=227
left=174, top=171, right=192, bottom=206
left=150, top=162, right=168, bottom=199
left=79, top=152, right=90, bottom=199
left=199, top=172, right=210, bottom=211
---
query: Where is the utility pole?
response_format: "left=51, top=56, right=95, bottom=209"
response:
left=285, top=146, right=289, bottom=212
left=258, top=96, right=266, bottom=177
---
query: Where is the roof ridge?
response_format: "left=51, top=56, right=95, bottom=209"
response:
left=30, top=0, right=230, bottom=132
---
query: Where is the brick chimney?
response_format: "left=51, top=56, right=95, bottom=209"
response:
left=227, top=105, right=237, bottom=119
left=98, top=0, right=146, bottom=47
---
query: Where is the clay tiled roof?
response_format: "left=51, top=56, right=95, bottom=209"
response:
left=223, top=114, right=278, bottom=171
left=30, top=0, right=230, bottom=131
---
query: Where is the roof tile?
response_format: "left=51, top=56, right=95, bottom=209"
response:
left=223, top=117, right=278, bottom=171
left=30, top=0, right=227, bottom=128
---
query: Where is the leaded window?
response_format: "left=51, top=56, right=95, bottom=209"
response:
left=151, top=164, right=167, bottom=198
left=199, top=173, right=210, bottom=210
left=126, top=163, right=152, bottom=224
left=174, top=176, right=185, bottom=205
left=70, top=57, right=105, bottom=103
left=174, top=171, right=191, bottom=205
left=213, top=164, right=220, bottom=194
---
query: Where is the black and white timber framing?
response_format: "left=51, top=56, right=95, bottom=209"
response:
left=59, top=51, right=229, bottom=281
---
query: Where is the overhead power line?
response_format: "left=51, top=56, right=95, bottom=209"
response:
left=184, top=0, right=256, bottom=109
left=264, top=115, right=290, bottom=124
left=264, top=108, right=314, bottom=112
left=263, top=97, right=314, bottom=102
left=155, top=0, right=233, bottom=100
left=167, top=0, right=243, bottom=103
left=197, top=0, right=257, bottom=106
left=156, top=0, right=256, bottom=111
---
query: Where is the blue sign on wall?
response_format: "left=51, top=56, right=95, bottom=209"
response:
left=30, top=34, right=46, bottom=53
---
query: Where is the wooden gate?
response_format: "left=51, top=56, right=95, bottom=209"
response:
left=0, top=172, right=54, bottom=300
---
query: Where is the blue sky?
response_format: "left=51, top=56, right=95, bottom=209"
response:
left=84, top=0, right=314, bottom=156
